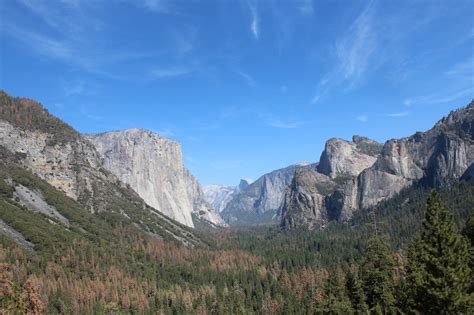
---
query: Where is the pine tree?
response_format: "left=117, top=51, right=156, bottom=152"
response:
left=346, top=268, right=368, bottom=314
left=361, top=235, right=397, bottom=314
left=321, top=269, right=354, bottom=314
left=406, top=190, right=473, bottom=314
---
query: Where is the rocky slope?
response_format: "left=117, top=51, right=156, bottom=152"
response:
left=221, top=164, right=316, bottom=225
left=0, top=90, right=203, bottom=245
left=281, top=102, right=474, bottom=230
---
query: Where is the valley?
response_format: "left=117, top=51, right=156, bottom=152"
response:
left=0, top=90, right=472, bottom=314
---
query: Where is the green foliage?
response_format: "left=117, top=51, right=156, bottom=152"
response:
left=361, top=235, right=397, bottom=314
left=0, top=179, right=14, bottom=198
left=406, top=190, right=473, bottom=314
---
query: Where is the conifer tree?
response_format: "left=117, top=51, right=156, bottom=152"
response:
left=406, top=190, right=473, bottom=314
left=346, top=268, right=368, bottom=314
left=361, top=235, right=397, bottom=314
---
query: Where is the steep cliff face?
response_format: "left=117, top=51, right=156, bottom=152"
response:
left=183, top=168, right=227, bottom=227
left=281, top=102, right=474, bottom=230
left=86, top=129, right=225, bottom=228
left=280, top=169, right=335, bottom=230
left=0, top=92, right=113, bottom=212
left=281, top=137, right=381, bottom=229
left=318, top=136, right=381, bottom=179
left=357, top=103, right=474, bottom=209
left=0, top=90, right=203, bottom=245
left=221, top=164, right=315, bottom=225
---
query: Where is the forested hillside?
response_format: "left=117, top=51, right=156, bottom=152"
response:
left=2, top=167, right=472, bottom=313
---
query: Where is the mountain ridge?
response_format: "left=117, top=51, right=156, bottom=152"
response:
left=281, top=101, right=474, bottom=230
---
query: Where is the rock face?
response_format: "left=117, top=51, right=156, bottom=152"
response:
left=318, top=136, right=382, bottom=178
left=281, top=102, right=474, bottom=230
left=204, top=185, right=238, bottom=213
left=357, top=103, right=474, bottom=209
left=0, top=90, right=214, bottom=246
left=0, top=93, right=114, bottom=212
left=281, top=137, right=381, bottom=229
left=203, top=179, right=253, bottom=214
left=86, top=129, right=225, bottom=228
left=183, top=168, right=227, bottom=227
left=221, top=164, right=316, bottom=225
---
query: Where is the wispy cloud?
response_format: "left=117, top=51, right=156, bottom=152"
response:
left=264, top=118, right=304, bottom=129
left=311, top=3, right=377, bottom=103
left=336, top=4, right=376, bottom=82
left=235, top=70, right=256, bottom=87
left=152, top=128, right=175, bottom=138
left=444, top=57, right=474, bottom=79
left=79, top=104, right=101, bottom=121
left=299, top=0, right=314, bottom=16
left=140, top=0, right=169, bottom=13
left=3, top=1, right=185, bottom=80
left=387, top=112, right=410, bottom=118
left=151, top=67, right=193, bottom=79
left=62, top=80, right=86, bottom=96
left=248, top=1, right=259, bottom=39
left=404, top=87, right=474, bottom=107
left=356, top=115, right=368, bottom=123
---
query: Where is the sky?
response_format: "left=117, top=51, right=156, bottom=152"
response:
left=1, top=0, right=473, bottom=186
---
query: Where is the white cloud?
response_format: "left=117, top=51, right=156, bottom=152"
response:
left=141, top=0, right=169, bottom=13
left=151, top=67, right=193, bottom=79
left=387, top=112, right=410, bottom=117
left=153, top=128, right=175, bottom=138
left=310, top=3, right=377, bottom=103
left=403, top=99, right=413, bottom=107
left=235, top=70, right=256, bottom=87
left=265, top=118, right=303, bottom=129
left=404, top=87, right=474, bottom=107
left=248, top=1, right=259, bottom=39
left=356, top=115, right=368, bottom=123
left=335, top=4, right=376, bottom=82
left=63, top=80, right=85, bottom=96
left=299, top=0, right=314, bottom=16
left=444, top=57, right=474, bottom=79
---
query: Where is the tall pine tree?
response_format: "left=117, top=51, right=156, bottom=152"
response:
left=406, top=190, right=473, bottom=314
left=361, top=235, right=397, bottom=314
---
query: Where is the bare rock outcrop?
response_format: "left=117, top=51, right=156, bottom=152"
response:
left=86, top=129, right=226, bottom=228
left=281, top=102, right=474, bottom=230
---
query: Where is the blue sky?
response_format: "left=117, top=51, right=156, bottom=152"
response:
left=1, top=0, right=473, bottom=186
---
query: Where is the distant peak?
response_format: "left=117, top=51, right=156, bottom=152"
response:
left=238, top=178, right=253, bottom=190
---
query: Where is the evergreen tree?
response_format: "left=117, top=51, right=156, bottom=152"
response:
left=406, top=190, right=473, bottom=314
left=321, top=269, right=354, bottom=314
left=361, top=235, right=397, bottom=314
left=346, top=268, right=368, bottom=314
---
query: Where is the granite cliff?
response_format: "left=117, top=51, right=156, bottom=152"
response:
left=221, top=164, right=316, bottom=225
left=85, top=129, right=226, bottom=228
left=281, top=102, right=474, bottom=230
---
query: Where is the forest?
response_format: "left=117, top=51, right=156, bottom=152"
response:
left=1, top=173, right=473, bottom=314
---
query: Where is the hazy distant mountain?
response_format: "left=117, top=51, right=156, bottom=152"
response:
left=281, top=102, right=474, bottom=230
left=220, top=164, right=316, bottom=226
left=203, top=179, right=253, bottom=213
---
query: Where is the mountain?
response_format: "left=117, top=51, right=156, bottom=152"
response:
left=85, top=129, right=226, bottom=228
left=203, top=179, right=253, bottom=213
left=281, top=102, right=474, bottom=230
left=0, top=90, right=204, bottom=246
left=221, top=164, right=316, bottom=225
